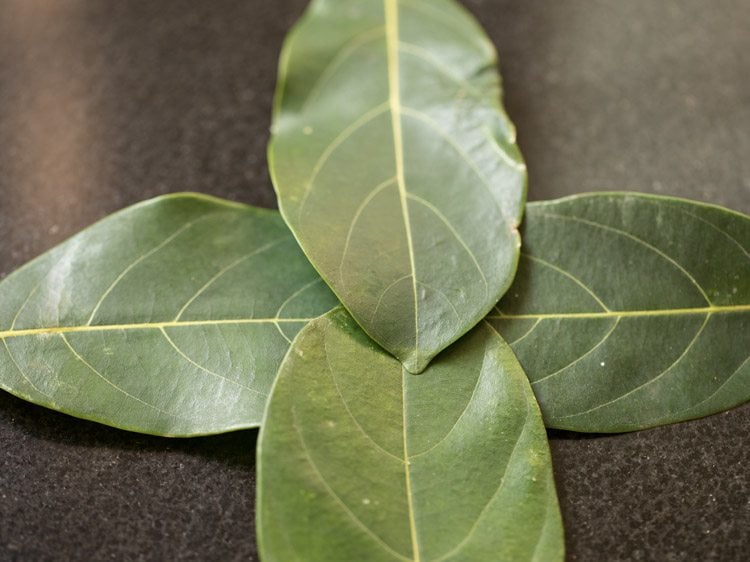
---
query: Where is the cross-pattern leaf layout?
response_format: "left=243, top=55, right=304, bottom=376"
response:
left=258, top=309, right=563, bottom=562
left=269, top=0, right=526, bottom=373
left=488, top=193, right=750, bottom=433
left=0, top=194, right=338, bottom=436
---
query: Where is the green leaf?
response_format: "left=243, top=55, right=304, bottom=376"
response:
left=0, top=194, right=338, bottom=436
left=258, top=309, right=563, bottom=562
left=269, top=0, right=526, bottom=373
left=488, top=193, right=750, bottom=432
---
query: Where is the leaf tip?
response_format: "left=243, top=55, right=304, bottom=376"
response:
left=400, top=353, right=429, bottom=375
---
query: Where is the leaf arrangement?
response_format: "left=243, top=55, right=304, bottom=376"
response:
left=270, top=0, right=525, bottom=373
left=1, top=1, right=748, bottom=560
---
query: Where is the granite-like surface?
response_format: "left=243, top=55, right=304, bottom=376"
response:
left=0, top=1, right=748, bottom=560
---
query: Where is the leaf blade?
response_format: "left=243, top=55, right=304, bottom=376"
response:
left=270, top=0, right=526, bottom=372
left=257, top=309, right=563, bottom=561
left=488, top=192, right=750, bottom=432
left=0, top=194, right=339, bottom=436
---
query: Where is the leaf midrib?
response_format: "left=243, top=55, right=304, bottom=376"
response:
left=7, top=307, right=745, bottom=338
left=0, top=317, right=316, bottom=340
left=487, top=304, right=749, bottom=321
left=386, top=0, right=421, bottom=550
left=400, top=365, right=421, bottom=562
left=385, top=0, right=420, bottom=369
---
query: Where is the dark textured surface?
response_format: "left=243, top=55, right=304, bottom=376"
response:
left=0, top=1, right=747, bottom=560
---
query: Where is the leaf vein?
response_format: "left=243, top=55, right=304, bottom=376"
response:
left=8, top=283, right=42, bottom=331
left=417, top=281, right=461, bottom=322
left=538, top=212, right=712, bottom=305
left=397, top=41, right=486, bottom=106
left=386, top=0, right=420, bottom=369
left=682, top=210, right=749, bottom=259
left=175, top=236, right=292, bottom=321
left=159, top=327, right=266, bottom=396
left=399, top=0, right=489, bottom=53
left=0, top=317, right=317, bottom=340
left=322, top=325, right=403, bottom=462
left=507, top=318, right=542, bottom=346
left=433, top=400, right=531, bottom=561
left=399, top=106, right=506, bottom=220
left=522, top=253, right=609, bottom=312
left=531, top=318, right=620, bottom=386
left=2, top=339, right=52, bottom=400
left=86, top=218, right=204, bottom=326
left=400, top=365, right=421, bottom=562
left=275, top=277, right=327, bottom=320
left=298, top=102, right=390, bottom=217
left=554, top=314, right=711, bottom=419
left=408, top=356, right=484, bottom=460
left=486, top=304, right=749, bottom=320
left=59, top=333, right=172, bottom=416
left=370, top=275, right=412, bottom=323
left=679, top=356, right=749, bottom=414
left=291, top=406, right=411, bottom=561
left=273, top=321, right=293, bottom=345
left=407, top=193, right=489, bottom=298
left=338, top=176, right=398, bottom=289
left=301, top=26, right=386, bottom=112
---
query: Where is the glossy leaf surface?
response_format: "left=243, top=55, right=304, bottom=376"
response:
left=269, top=0, right=526, bottom=373
left=488, top=193, right=750, bottom=432
left=0, top=194, right=338, bottom=436
left=258, top=309, right=563, bottom=562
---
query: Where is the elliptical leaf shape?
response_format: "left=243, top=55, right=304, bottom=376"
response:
left=0, top=194, right=338, bottom=436
left=269, top=0, right=526, bottom=373
left=489, top=193, right=750, bottom=432
left=2, top=191, right=745, bottom=437
left=258, top=309, right=563, bottom=562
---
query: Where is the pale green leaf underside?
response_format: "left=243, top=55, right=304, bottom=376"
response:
left=258, top=309, right=563, bottom=562
left=489, top=193, right=750, bottom=433
left=0, top=194, right=338, bottom=436
left=269, top=0, right=526, bottom=373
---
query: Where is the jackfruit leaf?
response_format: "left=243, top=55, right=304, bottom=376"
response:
left=269, top=0, right=526, bottom=373
left=488, top=193, right=750, bottom=432
left=258, top=309, right=563, bottom=562
left=0, top=194, right=338, bottom=436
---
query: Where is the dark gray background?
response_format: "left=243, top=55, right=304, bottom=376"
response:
left=0, top=1, right=748, bottom=560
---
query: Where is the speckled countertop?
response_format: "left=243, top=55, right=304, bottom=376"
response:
left=0, top=1, right=748, bottom=560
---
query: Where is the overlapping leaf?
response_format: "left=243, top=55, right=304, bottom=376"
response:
left=269, top=0, right=526, bottom=373
left=488, top=193, right=750, bottom=432
left=0, top=194, right=338, bottom=436
left=258, top=309, right=563, bottom=562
